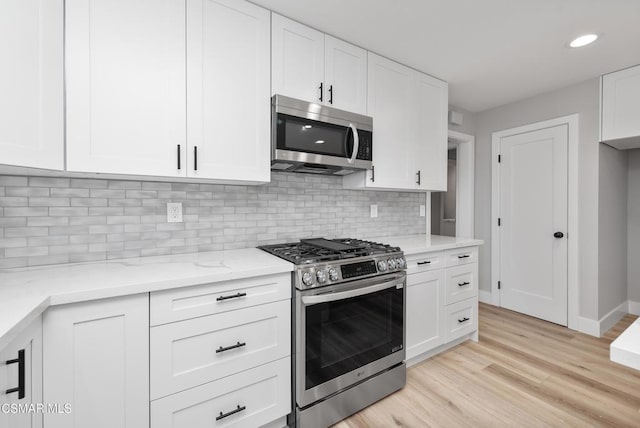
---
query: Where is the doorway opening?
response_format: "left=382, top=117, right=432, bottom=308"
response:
left=428, top=130, right=474, bottom=238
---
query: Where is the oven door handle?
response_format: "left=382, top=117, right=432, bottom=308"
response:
left=301, top=278, right=401, bottom=306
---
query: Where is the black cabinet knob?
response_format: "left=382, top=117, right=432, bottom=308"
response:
left=554, top=232, right=564, bottom=238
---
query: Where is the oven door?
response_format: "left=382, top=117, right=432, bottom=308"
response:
left=296, top=272, right=406, bottom=408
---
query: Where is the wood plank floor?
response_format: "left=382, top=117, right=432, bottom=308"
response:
left=334, top=303, right=640, bottom=428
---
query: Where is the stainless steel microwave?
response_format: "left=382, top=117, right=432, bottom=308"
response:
left=271, top=95, right=373, bottom=175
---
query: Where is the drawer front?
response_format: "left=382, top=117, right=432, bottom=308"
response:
left=150, top=300, right=291, bottom=399
left=151, top=357, right=291, bottom=428
left=406, top=251, right=444, bottom=273
left=444, top=298, right=478, bottom=343
left=444, top=263, right=478, bottom=305
left=444, top=247, right=478, bottom=267
left=150, top=272, right=291, bottom=325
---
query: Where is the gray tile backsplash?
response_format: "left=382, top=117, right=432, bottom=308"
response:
left=0, top=173, right=426, bottom=268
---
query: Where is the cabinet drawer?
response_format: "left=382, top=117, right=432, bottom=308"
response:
left=444, top=263, right=478, bottom=305
left=150, top=273, right=291, bottom=326
left=150, top=299, right=290, bottom=400
left=151, top=357, right=291, bottom=428
left=443, top=298, right=478, bottom=342
left=406, top=251, right=444, bottom=273
left=444, top=247, right=478, bottom=267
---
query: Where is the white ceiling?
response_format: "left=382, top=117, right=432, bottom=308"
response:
left=251, top=0, right=640, bottom=112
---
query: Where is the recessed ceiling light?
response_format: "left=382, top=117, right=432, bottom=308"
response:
left=569, top=34, right=598, bottom=48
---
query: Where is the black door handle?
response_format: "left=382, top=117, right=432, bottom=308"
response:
left=554, top=232, right=564, bottom=238
left=5, top=349, right=25, bottom=399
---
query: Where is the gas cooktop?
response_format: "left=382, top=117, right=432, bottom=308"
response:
left=258, top=238, right=401, bottom=265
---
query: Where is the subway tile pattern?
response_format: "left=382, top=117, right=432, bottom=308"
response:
left=0, top=174, right=426, bottom=268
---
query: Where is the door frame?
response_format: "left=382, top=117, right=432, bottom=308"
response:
left=491, top=114, right=579, bottom=330
left=427, top=130, right=475, bottom=237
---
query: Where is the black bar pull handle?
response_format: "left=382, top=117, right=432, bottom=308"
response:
left=370, top=165, right=375, bottom=182
left=458, top=282, right=470, bottom=287
left=458, top=317, right=470, bottom=323
left=457, top=254, right=471, bottom=259
left=417, top=261, right=431, bottom=265
left=216, top=405, right=246, bottom=421
left=328, top=84, right=333, bottom=104
left=216, top=341, right=246, bottom=354
left=177, top=144, right=181, bottom=170
left=216, top=292, right=247, bottom=302
left=416, top=170, right=421, bottom=185
left=319, top=82, right=323, bottom=102
left=5, top=349, right=25, bottom=399
left=194, top=146, right=198, bottom=171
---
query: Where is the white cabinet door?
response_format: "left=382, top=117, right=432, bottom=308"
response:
left=324, top=35, right=367, bottom=115
left=363, top=52, right=413, bottom=189
left=0, top=318, right=43, bottom=428
left=66, top=0, right=186, bottom=177
left=187, top=0, right=270, bottom=183
left=0, top=0, right=63, bottom=170
left=271, top=13, right=324, bottom=103
left=601, top=65, right=640, bottom=145
left=406, top=269, right=444, bottom=361
left=412, top=71, right=448, bottom=191
left=43, top=294, right=149, bottom=428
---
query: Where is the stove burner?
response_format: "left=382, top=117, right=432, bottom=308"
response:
left=259, top=238, right=401, bottom=265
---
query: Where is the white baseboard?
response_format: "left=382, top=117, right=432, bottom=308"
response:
left=478, top=290, right=493, bottom=305
left=628, top=300, right=640, bottom=316
left=599, top=301, right=629, bottom=336
left=577, top=316, right=601, bottom=337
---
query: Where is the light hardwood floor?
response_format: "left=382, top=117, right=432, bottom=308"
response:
left=334, top=303, right=640, bottom=428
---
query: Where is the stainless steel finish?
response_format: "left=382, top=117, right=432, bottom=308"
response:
left=347, top=123, right=359, bottom=164
left=293, top=252, right=405, bottom=290
left=295, top=363, right=406, bottom=428
left=301, top=276, right=402, bottom=305
left=295, top=272, right=406, bottom=408
left=271, top=95, right=373, bottom=174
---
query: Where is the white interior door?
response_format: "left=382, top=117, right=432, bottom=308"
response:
left=499, top=124, right=568, bottom=325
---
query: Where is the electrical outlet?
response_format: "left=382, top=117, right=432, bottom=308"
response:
left=166, top=202, right=183, bottom=223
left=420, top=205, right=426, bottom=217
left=370, top=204, right=378, bottom=218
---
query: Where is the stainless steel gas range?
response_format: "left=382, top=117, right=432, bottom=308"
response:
left=259, top=238, right=407, bottom=428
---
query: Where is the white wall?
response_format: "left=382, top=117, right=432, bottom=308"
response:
left=598, top=144, right=628, bottom=318
left=628, top=150, right=640, bottom=303
left=474, top=78, right=600, bottom=320
left=448, top=105, right=477, bottom=137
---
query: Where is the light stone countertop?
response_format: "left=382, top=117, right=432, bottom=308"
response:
left=370, top=234, right=484, bottom=255
left=0, top=248, right=293, bottom=350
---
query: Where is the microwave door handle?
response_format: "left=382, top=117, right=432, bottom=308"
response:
left=347, top=123, right=359, bottom=164
left=301, top=278, right=401, bottom=306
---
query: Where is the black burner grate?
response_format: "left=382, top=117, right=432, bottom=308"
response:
left=258, top=238, right=401, bottom=264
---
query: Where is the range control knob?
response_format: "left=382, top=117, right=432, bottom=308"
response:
left=377, top=259, right=388, bottom=272
left=387, top=259, right=397, bottom=270
left=302, top=271, right=315, bottom=286
left=316, top=269, right=327, bottom=283
left=328, top=268, right=339, bottom=281
left=397, top=258, right=406, bottom=269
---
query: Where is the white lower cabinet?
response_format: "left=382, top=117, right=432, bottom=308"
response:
left=151, top=357, right=290, bottom=428
left=42, top=294, right=149, bottom=428
left=406, top=269, right=444, bottom=360
left=0, top=318, right=43, bottom=428
left=405, top=246, right=479, bottom=365
left=150, top=300, right=291, bottom=399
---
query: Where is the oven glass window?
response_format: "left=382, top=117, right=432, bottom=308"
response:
left=276, top=113, right=352, bottom=158
left=304, top=285, right=403, bottom=390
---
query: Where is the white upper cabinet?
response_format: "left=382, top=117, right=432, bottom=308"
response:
left=271, top=14, right=367, bottom=115
left=186, top=0, right=270, bottom=183
left=65, top=0, right=187, bottom=177
left=601, top=65, right=640, bottom=149
left=0, top=0, right=63, bottom=170
left=272, top=14, right=325, bottom=104
left=412, top=70, right=448, bottom=191
left=344, top=53, right=448, bottom=191
left=324, top=35, right=368, bottom=114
